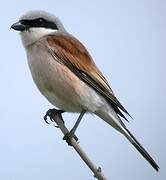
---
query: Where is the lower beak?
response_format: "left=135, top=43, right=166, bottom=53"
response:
left=11, top=21, right=26, bottom=31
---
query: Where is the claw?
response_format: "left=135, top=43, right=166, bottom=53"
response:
left=44, top=112, right=51, bottom=124
left=63, top=132, right=78, bottom=146
left=44, top=108, right=65, bottom=126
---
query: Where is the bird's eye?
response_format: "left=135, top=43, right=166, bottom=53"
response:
left=38, top=18, right=44, bottom=24
left=32, top=18, right=45, bottom=27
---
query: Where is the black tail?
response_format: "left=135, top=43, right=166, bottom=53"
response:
left=124, top=128, right=159, bottom=171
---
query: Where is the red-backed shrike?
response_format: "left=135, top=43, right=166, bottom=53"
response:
left=11, top=10, right=159, bottom=171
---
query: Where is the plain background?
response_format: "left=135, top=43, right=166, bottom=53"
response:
left=0, top=0, right=165, bottom=179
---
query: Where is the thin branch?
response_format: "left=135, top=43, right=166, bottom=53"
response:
left=49, top=111, right=107, bottom=180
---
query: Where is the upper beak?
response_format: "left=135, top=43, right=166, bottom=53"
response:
left=11, top=21, right=26, bottom=31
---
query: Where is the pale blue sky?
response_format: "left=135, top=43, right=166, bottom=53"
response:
left=0, top=0, right=165, bottom=179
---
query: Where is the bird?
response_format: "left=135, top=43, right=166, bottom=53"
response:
left=11, top=10, right=159, bottom=171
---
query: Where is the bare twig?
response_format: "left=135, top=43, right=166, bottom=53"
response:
left=47, top=111, right=107, bottom=180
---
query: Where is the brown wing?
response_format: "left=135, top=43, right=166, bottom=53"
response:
left=40, top=33, right=131, bottom=120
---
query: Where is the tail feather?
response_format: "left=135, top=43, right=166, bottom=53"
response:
left=95, top=108, right=159, bottom=171
left=124, top=128, right=159, bottom=171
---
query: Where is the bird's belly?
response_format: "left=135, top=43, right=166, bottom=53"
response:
left=43, top=90, right=82, bottom=112
left=27, top=44, right=103, bottom=112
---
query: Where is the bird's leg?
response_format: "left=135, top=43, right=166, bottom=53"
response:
left=63, top=110, right=86, bottom=145
left=44, top=108, right=65, bottom=125
left=70, top=110, right=86, bottom=134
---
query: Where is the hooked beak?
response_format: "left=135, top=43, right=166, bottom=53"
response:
left=11, top=21, right=27, bottom=31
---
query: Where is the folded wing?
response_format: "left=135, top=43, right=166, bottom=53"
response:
left=41, top=33, right=131, bottom=121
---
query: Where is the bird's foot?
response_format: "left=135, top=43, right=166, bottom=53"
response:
left=63, top=131, right=78, bottom=146
left=44, top=108, right=65, bottom=126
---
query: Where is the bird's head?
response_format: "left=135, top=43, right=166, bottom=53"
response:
left=11, top=10, right=66, bottom=47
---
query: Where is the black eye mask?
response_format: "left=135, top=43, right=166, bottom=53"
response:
left=20, top=18, right=58, bottom=30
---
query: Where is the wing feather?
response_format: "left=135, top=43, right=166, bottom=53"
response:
left=40, top=33, right=131, bottom=120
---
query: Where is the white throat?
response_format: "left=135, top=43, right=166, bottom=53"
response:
left=20, top=27, right=56, bottom=47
